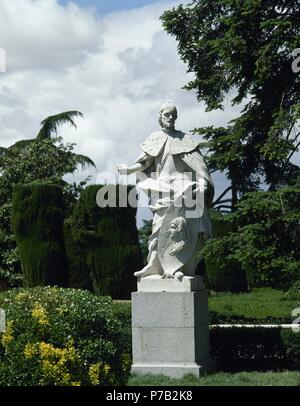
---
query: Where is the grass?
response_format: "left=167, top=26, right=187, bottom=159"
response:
left=209, top=288, right=299, bottom=323
left=128, top=371, right=300, bottom=386
left=113, top=288, right=300, bottom=325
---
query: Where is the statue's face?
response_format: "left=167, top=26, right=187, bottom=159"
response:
left=161, top=106, right=177, bottom=129
left=169, top=222, right=179, bottom=238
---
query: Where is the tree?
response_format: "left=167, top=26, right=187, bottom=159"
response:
left=161, top=0, right=300, bottom=209
left=12, top=184, right=69, bottom=287
left=202, top=186, right=300, bottom=289
left=6, top=111, right=95, bottom=169
left=0, top=112, right=95, bottom=286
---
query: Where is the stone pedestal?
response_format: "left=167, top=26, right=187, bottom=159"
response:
left=131, top=276, right=215, bottom=379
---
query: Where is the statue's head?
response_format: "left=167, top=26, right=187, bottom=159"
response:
left=169, top=217, right=187, bottom=240
left=158, top=102, right=177, bottom=130
left=167, top=216, right=191, bottom=256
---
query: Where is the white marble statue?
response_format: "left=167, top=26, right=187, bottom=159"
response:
left=118, top=102, right=214, bottom=280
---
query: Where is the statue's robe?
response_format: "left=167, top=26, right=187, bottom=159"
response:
left=135, top=130, right=214, bottom=276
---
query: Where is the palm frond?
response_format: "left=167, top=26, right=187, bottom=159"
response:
left=73, top=153, right=96, bottom=170
left=37, top=111, right=84, bottom=139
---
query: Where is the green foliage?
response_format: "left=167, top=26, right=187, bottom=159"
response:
left=283, top=281, right=300, bottom=301
left=0, top=287, right=130, bottom=386
left=281, top=329, right=300, bottom=369
left=210, top=327, right=300, bottom=371
left=204, top=210, right=248, bottom=292
left=209, top=289, right=298, bottom=324
left=203, top=188, right=300, bottom=289
left=12, top=184, right=68, bottom=287
left=161, top=0, right=300, bottom=204
left=37, top=111, right=83, bottom=140
left=66, top=185, right=142, bottom=299
left=0, top=135, right=93, bottom=287
left=113, top=301, right=132, bottom=356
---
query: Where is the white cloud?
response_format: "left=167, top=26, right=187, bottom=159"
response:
left=0, top=0, right=242, bottom=226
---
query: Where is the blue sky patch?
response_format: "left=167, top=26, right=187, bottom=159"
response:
left=58, top=0, right=168, bottom=14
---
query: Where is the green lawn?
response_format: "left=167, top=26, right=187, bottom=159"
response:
left=114, top=288, right=299, bottom=325
left=209, top=288, right=299, bottom=323
left=128, top=371, right=300, bottom=386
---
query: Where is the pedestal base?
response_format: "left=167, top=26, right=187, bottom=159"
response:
left=132, top=359, right=216, bottom=379
left=131, top=289, right=215, bottom=379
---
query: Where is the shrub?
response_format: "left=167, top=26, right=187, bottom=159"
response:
left=66, top=185, right=142, bottom=299
left=203, top=189, right=300, bottom=290
left=63, top=218, right=92, bottom=291
left=0, top=287, right=131, bottom=386
left=210, top=327, right=300, bottom=372
left=11, top=184, right=68, bottom=287
left=282, top=281, right=300, bottom=301
left=113, top=301, right=132, bottom=356
left=281, top=329, right=300, bottom=369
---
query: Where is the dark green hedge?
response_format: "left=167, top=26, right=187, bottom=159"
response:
left=11, top=184, right=68, bottom=287
left=210, top=327, right=299, bottom=371
left=65, top=185, right=143, bottom=299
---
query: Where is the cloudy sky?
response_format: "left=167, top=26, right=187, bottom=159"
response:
left=0, top=0, right=246, bottom=226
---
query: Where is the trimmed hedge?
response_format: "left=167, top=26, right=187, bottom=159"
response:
left=0, top=287, right=131, bottom=386
left=12, top=184, right=68, bottom=287
left=210, top=327, right=300, bottom=372
left=65, top=185, right=142, bottom=299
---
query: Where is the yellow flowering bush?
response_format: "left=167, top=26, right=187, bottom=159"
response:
left=24, top=340, right=80, bottom=386
left=1, top=321, right=14, bottom=347
left=0, top=287, right=131, bottom=386
left=31, top=304, right=49, bottom=326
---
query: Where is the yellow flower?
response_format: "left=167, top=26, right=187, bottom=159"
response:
left=37, top=341, right=81, bottom=386
left=24, top=343, right=38, bottom=358
left=71, top=381, right=81, bottom=386
left=32, top=304, right=49, bottom=326
left=88, top=362, right=100, bottom=385
left=15, top=292, right=30, bottom=301
left=1, top=321, right=13, bottom=347
left=103, top=363, right=111, bottom=374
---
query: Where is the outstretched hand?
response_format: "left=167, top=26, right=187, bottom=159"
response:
left=117, top=164, right=128, bottom=175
